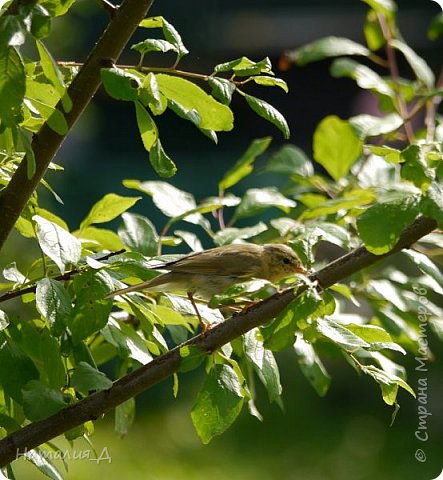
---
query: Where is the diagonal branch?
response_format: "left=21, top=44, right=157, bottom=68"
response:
left=0, top=215, right=436, bottom=467
left=0, top=0, right=156, bottom=252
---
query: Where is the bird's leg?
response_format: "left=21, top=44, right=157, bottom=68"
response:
left=187, top=292, right=209, bottom=333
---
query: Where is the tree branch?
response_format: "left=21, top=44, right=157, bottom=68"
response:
left=0, top=0, right=156, bottom=252
left=0, top=215, right=436, bottom=468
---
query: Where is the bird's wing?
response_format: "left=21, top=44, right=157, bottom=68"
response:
left=164, top=244, right=263, bottom=277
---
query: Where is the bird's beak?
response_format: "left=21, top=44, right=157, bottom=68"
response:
left=294, top=266, right=307, bottom=274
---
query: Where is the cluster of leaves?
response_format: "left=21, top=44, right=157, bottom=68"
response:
left=102, top=16, right=290, bottom=177
left=0, top=4, right=289, bottom=184
left=0, top=0, right=442, bottom=477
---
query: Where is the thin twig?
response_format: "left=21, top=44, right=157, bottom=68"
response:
left=0, top=250, right=125, bottom=303
left=377, top=14, right=415, bottom=143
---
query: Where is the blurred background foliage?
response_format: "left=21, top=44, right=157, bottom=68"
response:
left=4, top=0, right=443, bottom=478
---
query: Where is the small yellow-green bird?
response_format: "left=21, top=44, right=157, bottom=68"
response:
left=107, top=243, right=305, bottom=330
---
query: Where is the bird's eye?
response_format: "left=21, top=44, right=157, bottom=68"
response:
left=283, top=257, right=291, bottom=265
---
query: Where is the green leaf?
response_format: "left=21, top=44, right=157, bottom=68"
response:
left=313, top=116, right=363, bottom=181
left=40, top=329, right=66, bottom=390
left=36, top=278, right=73, bottom=328
left=402, top=249, right=443, bottom=289
left=287, top=37, right=370, bottom=66
left=0, top=338, right=39, bottom=402
left=345, top=324, right=406, bottom=354
left=34, top=215, right=81, bottom=274
left=191, top=364, right=244, bottom=444
left=316, top=318, right=370, bottom=350
left=389, top=39, right=435, bottom=88
left=361, top=364, right=415, bottom=404
left=118, top=212, right=158, bottom=256
left=264, top=144, right=314, bottom=177
left=306, top=222, right=351, bottom=249
left=244, top=94, right=290, bottom=139
left=22, top=380, right=68, bottom=421
left=71, top=361, right=113, bottom=394
left=401, top=145, right=434, bottom=189
left=175, top=230, right=203, bottom=252
left=361, top=0, right=396, bottom=18
left=80, top=193, right=141, bottom=230
left=330, top=58, right=394, bottom=97
left=39, top=0, right=75, bottom=16
left=162, top=17, right=189, bottom=58
left=101, top=67, right=140, bottom=101
left=213, top=222, right=268, bottom=246
left=350, top=113, right=403, bottom=138
left=233, top=187, right=296, bottom=220
left=0, top=46, right=25, bottom=125
left=364, top=9, right=385, bottom=51
left=151, top=305, right=191, bottom=328
left=23, top=447, right=64, bottom=480
left=3, top=261, right=27, bottom=283
left=25, top=95, right=68, bottom=135
left=0, top=14, right=27, bottom=47
left=329, top=284, right=360, bottom=306
left=262, top=290, right=324, bottom=351
left=356, top=195, right=420, bottom=254
left=252, top=75, right=288, bottom=92
left=301, top=189, right=375, bottom=219
left=219, top=137, right=272, bottom=191
left=75, top=226, right=125, bottom=251
left=244, top=330, right=282, bottom=402
left=428, top=12, right=443, bottom=41
left=140, top=72, right=167, bottom=115
left=123, top=180, right=207, bottom=227
left=115, top=398, right=135, bottom=437
left=0, top=310, right=9, bottom=331
left=207, top=77, right=236, bottom=105
left=140, top=16, right=189, bottom=58
left=131, top=39, right=177, bottom=55
left=294, top=338, right=331, bottom=396
left=367, top=145, right=402, bottom=163
left=214, top=56, right=273, bottom=76
left=135, top=101, right=158, bottom=152
left=155, top=74, right=233, bottom=131
left=36, top=40, right=70, bottom=111
left=179, top=345, right=206, bottom=373
left=69, top=271, right=113, bottom=344
left=420, top=183, right=443, bottom=228
left=149, top=139, right=177, bottom=178
left=30, top=5, right=52, bottom=39
left=101, top=317, right=153, bottom=364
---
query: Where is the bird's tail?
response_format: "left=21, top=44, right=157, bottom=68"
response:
left=105, top=280, right=152, bottom=298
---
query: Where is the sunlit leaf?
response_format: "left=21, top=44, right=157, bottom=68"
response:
left=71, top=362, right=113, bottom=394
left=119, top=212, right=158, bottom=256
left=219, top=137, right=272, bottom=191
left=80, top=194, right=141, bottom=230
left=287, top=37, right=370, bottom=66
left=156, top=74, right=233, bottom=131
left=390, top=39, right=435, bottom=88
left=0, top=46, right=25, bottom=125
left=34, top=215, right=81, bottom=274
left=356, top=195, right=420, bottom=254
left=191, top=364, right=244, bottom=444
left=313, top=116, right=363, bottom=181
left=244, top=94, right=290, bottom=139
left=294, top=337, right=331, bottom=396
